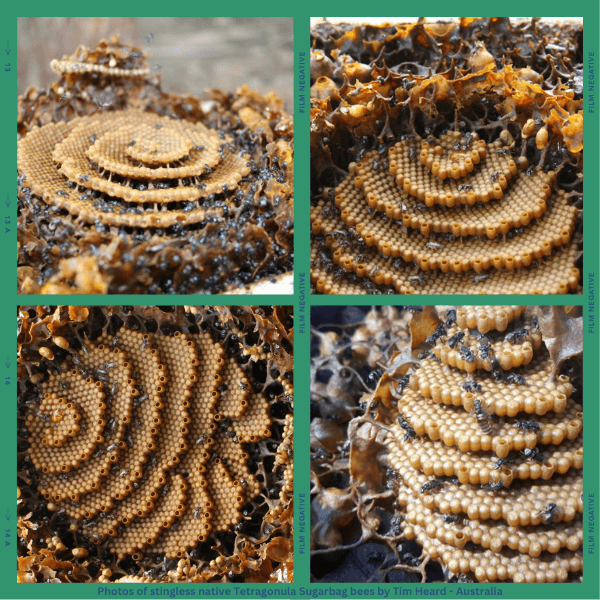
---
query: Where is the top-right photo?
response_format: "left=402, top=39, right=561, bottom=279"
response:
left=310, top=17, right=583, bottom=295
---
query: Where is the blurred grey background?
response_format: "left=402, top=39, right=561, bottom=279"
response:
left=18, top=17, right=293, bottom=110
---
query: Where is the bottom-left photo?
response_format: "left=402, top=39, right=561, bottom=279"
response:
left=17, top=305, right=294, bottom=583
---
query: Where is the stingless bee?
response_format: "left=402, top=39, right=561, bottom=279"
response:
left=472, top=399, right=493, bottom=434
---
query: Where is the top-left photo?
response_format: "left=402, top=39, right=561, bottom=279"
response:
left=17, top=17, right=294, bottom=295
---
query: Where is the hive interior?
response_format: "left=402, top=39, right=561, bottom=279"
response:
left=17, top=306, right=293, bottom=583
left=18, top=36, right=293, bottom=294
left=310, top=18, right=582, bottom=294
left=310, top=306, right=582, bottom=583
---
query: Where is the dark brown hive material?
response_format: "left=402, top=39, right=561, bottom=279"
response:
left=18, top=37, right=293, bottom=294
left=18, top=306, right=293, bottom=583
left=310, top=18, right=582, bottom=295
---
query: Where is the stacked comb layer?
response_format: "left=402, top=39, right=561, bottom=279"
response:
left=18, top=110, right=251, bottom=230
left=383, top=307, right=582, bottom=582
left=311, top=132, right=579, bottom=295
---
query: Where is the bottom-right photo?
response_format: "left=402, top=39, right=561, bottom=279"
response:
left=310, top=305, right=582, bottom=584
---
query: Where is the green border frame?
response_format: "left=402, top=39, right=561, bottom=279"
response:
left=5, top=9, right=599, bottom=600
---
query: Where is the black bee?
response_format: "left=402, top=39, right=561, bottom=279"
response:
left=195, top=435, right=208, bottom=445
left=489, top=170, right=500, bottom=182
left=457, top=183, right=473, bottom=192
left=106, top=442, right=118, bottom=453
left=472, top=274, right=489, bottom=284
left=459, top=344, right=475, bottom=363
left=489, top=367, right=503, bottom=384
left=445, top=310, right=457, bottom=328
left=426, top=324, right=447, bottom=345
left=492, top=457, right=514, bottom=470
left=425, top=241, right=442, bottom=250
left=420, top=479, right=444, bottom=494
left=238, top=381, right=248, bottom=391
left=37, top=411, right=50, bottom=422
left=141, top=336, right=149, bottom=350
left=505, top=328, right=529, bottom=344
left=537, top=503, right=563, bottom=524
left=398, top=416, right=416, bottom=442
left=480, top=481, right=506, bottom=491
left=531, top=315, right=541, bottom=331
left=461, top=381, right=482, bottom=393
left=111, top=382, right=118, bottom=395
left=488, top=353, right=501, bottom=370
left=505, top=373, right=526, bottom=385
left=526, top=165, right=535, bottom=177
left=127, top=140, right=136, bottom=147
left=442, top=513, right=461, bottom=524
left=395, top=375, right=410, bottom=395
left=409, top=275, right=427, bottom=286
left=335, top=440, right=350, bottom=460
left=447, top=332, right=465, bottom=349
left=496, top=149, right=511, bottom=156
left=515, top=419, right=541, bottom=436
left=418, top=351, right=433, bottom=359
left=521, top=447, right=545, bottom=463
left=472, top=399, right=492, bottom=434
left=194, top=507, right=201, bottom=519
left=321, top=204, right=334, bottom=218
left=478, top=337, right=492, bottom=359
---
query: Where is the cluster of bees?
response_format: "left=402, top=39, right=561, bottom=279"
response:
left=392, top=307, right=579, bottom=532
